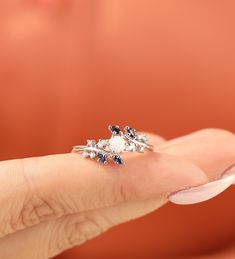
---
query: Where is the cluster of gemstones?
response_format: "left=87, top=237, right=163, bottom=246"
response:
left=81, top=125, right=148, bottom=165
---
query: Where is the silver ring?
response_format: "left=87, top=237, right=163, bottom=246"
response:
left=71, top=125, right=154, bottom=165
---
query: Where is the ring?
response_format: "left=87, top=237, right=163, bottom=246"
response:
left=72, top=125, right=154, bottom=165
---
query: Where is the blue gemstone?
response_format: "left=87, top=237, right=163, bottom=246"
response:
left=98, top=153, right=107, bottom=164
left=126, top=126, right=136, bottom=138
left=113, top=155, right=124, bottom=165
left=109, top=125, right=121, bottom=135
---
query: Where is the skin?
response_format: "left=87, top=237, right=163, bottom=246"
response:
left=0, top=1, right=235, bottom=258
left=0, top=129, right=234, bottom=258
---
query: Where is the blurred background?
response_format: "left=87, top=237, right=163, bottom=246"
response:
left=0, top=0, right=235, bottom=258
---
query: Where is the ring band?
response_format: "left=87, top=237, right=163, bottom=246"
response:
left=72, top=125, right=154, bottom=165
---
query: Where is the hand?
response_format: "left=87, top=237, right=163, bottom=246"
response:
left=0, top=129, right=234, bottom=258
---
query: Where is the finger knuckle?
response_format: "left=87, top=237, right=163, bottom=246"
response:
left=8, top=158, right=66, bottom=233
left=19, top=195, right=63, bottom=229
left=52, top=215, right=105, bottom=252
left=70, top=218, right=104, bottom=246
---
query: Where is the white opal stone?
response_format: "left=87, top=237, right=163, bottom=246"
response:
left=109, top=136, right=126, bottom=153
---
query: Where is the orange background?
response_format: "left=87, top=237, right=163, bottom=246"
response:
left=0, top=0, right=235, bottom=258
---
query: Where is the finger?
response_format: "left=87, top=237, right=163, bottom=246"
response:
left=157, top=128, right=235, bottom=180
left=157, top=129, right=235, bottom=204
left=0, top=134, right=206, bottom=237
left=0, top=198, right=163, bottom=259
left=2, top=129, right=235, bottom=258
left=0, top=134, right=168, bottom=258
left=0, top=130, right=166, bottom=258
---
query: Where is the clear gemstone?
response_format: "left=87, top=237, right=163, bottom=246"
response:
left=97, top=139, right=108, bottom=148
left=82, top=151, right=89, bottom=158
left=137, top=134, right=148, bottom=142
left=109, top=136, right=126, bottom=153
left=87, top=140, right=96, bottom=146
left=89, top=152, right=96, bottom=159
left=126, top=142, right=136, bottom=152
left=139, top=146, right=145, bottom=153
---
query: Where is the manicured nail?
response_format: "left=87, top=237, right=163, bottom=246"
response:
left=221, top=165, right=235, bottom=184
left=169, top=169, right=235, bottom=205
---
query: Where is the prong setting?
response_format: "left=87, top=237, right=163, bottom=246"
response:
left=72, top=125, right=153, bottom=165
left=109, top=125, right=122, bottom=136
left=113, top=155, right=124, bottom=165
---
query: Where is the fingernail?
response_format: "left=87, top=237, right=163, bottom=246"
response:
left=169, top=165, right=235, bottom=205
left=221, top=165, right=235, bottom=183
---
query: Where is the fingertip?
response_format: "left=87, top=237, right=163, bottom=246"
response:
left=119, top=152, right=208, bottom=202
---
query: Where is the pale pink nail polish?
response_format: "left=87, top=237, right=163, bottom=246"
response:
left=169, top=170, right=235, bottom=205
left=222, top=165, right=235, bottom=184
